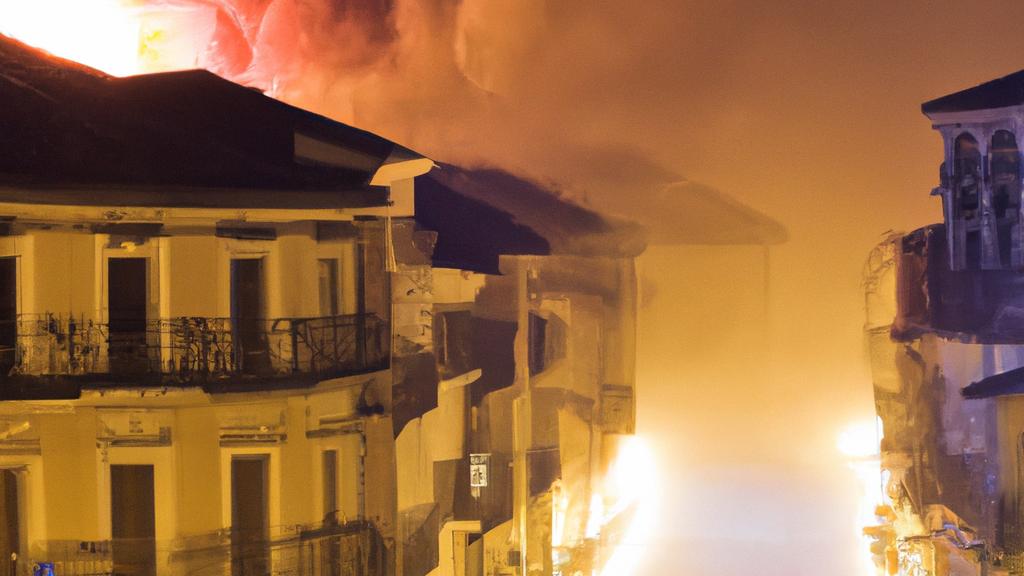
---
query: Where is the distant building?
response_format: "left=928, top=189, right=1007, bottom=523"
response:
left=0, top=32, right=645, bottom=576
left=868, top=70, right=1024, bottom=575
left=393, top=165, right=644, bottom=576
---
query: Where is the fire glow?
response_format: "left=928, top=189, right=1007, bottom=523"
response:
left=0, top=0, right=241, bottom=79
left=0, top=0, right=149, bottom=75
left=597, top=436, right=659, bottom=576
left=839, top=419, right=886, bottom=576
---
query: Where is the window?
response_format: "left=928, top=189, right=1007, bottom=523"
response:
left=435, top=310, right=473, bottom=377
left=322, top=450, right=338, bottom=523
left=992, top=130, right=1021, bottom=266
left=528, top=312, right=567, bottom=376
left=991, top=130, right=1020, bottom=219
left=528, top=313, right=548, bottom=375
left=953, top=132, right=981, bottom=221
left=318, top=259, right=340, bottom=317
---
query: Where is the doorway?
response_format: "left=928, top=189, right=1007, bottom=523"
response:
left=0, top=259, right=16, bottom=376
left=230, top=259, right=268, bottom=373
left=322, top=450, right=340, bottom=576
left=108, top=258, right=148, bottom=374
left=231, top=456, right=268, bottom=576
left=0, top=470, right=18, bottom=576
left=111, top=464, right=156, bottom=576
left=452, top=531, right=483, bottom=576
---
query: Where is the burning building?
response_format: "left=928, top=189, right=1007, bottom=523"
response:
left=391, top=165, right=644, bottom=576
left=0, top=26, right=644, bottom=576
left=868, top=70, right=1024, bottom=574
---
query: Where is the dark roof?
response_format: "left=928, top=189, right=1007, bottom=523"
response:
left=0, top=33, right=413, bottom=206
left=415, top=163, right=645, bottom=274
left=961, top=365, right=1024, bottom=399
left=922, top=69, right=1024, bottom=114
left=644, top=180, right=787, bottom=245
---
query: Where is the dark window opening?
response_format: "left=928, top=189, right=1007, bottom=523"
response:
left=954, top=133, right=982, bottom=221
left=991, top=130, right=1020, bottom=219
left=528, top=312, right=567, bottom=376
left=992, top=130, right=1021, bottom=267
left=322, top=450, right=338, bottom=523
left=435, top=310, right=474, bottom=378
left=966, top=230, right=981, bottom=270
left=528, top=314, right=548, bottom=375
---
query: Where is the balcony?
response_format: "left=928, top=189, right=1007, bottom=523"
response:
left=39, top=519, right=385, bottom=576
left=894, top=224, right=1024, bottom=343
left=0, top=313, right=389, bottom=397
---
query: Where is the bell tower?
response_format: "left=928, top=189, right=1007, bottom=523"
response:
left=923, top=72, right=1024, bottom=270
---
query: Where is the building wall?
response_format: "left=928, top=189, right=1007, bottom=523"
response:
left=0, top=225, right=362, bottom=323
left=0, top=370, right=387, bottom=575
left=868, top=234, right=1024, bottom=571
left=0, top=213, right=397, bottom=575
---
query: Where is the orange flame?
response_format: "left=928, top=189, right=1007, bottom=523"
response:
left=839, top=419, right=886, bottom=576
left=0, top=0, right=151, bottom=75
left=0, top=1, right=231, bottom=77
left=598, top=435, right=659, bottom=576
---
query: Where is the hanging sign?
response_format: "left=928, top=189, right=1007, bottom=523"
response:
left=470, top=453, right=490, bottom=487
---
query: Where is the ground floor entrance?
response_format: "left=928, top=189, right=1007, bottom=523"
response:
left=111, top=464, right=156, bottom=576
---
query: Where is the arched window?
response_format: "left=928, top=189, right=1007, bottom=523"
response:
left=954, top=133, right=981, bottom=221
left=991, top=129, right=1020, bottom=220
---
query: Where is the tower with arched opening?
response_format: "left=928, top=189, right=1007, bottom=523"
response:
left=924, top=73, right=1024, bottom=270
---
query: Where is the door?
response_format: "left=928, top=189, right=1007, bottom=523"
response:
left=0, top=259, right=15, bottom=376
left=466, top=533, right=483, bottom=576
left=111, top=464, right=156, bottom=576
left=322, top=450, right=340, bottom=576
left=108, top=259, right=148, bottom=374
left=0, top=470, right=18, bottom=576
left=232, top=456, right=268, bottom=576
left=452, top=531, right=483, bottom=576
left=230, top=259, right=268, bottom=373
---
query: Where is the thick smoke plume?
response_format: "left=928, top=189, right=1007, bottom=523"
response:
left=141, top=0, right=729, bottom=243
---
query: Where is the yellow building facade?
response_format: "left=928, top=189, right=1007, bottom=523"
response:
left=0, top=32, right=645, bottom=576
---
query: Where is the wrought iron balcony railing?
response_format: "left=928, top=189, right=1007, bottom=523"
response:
left=0, top=313, right=388, bottom=389
left=36, top=519, right=385, bottom=576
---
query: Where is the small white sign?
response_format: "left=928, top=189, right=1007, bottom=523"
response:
left=470, top=453, right=490, bottom=487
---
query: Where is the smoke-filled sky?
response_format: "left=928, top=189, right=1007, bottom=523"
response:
left=135, top=1, right=1024, bottom=573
